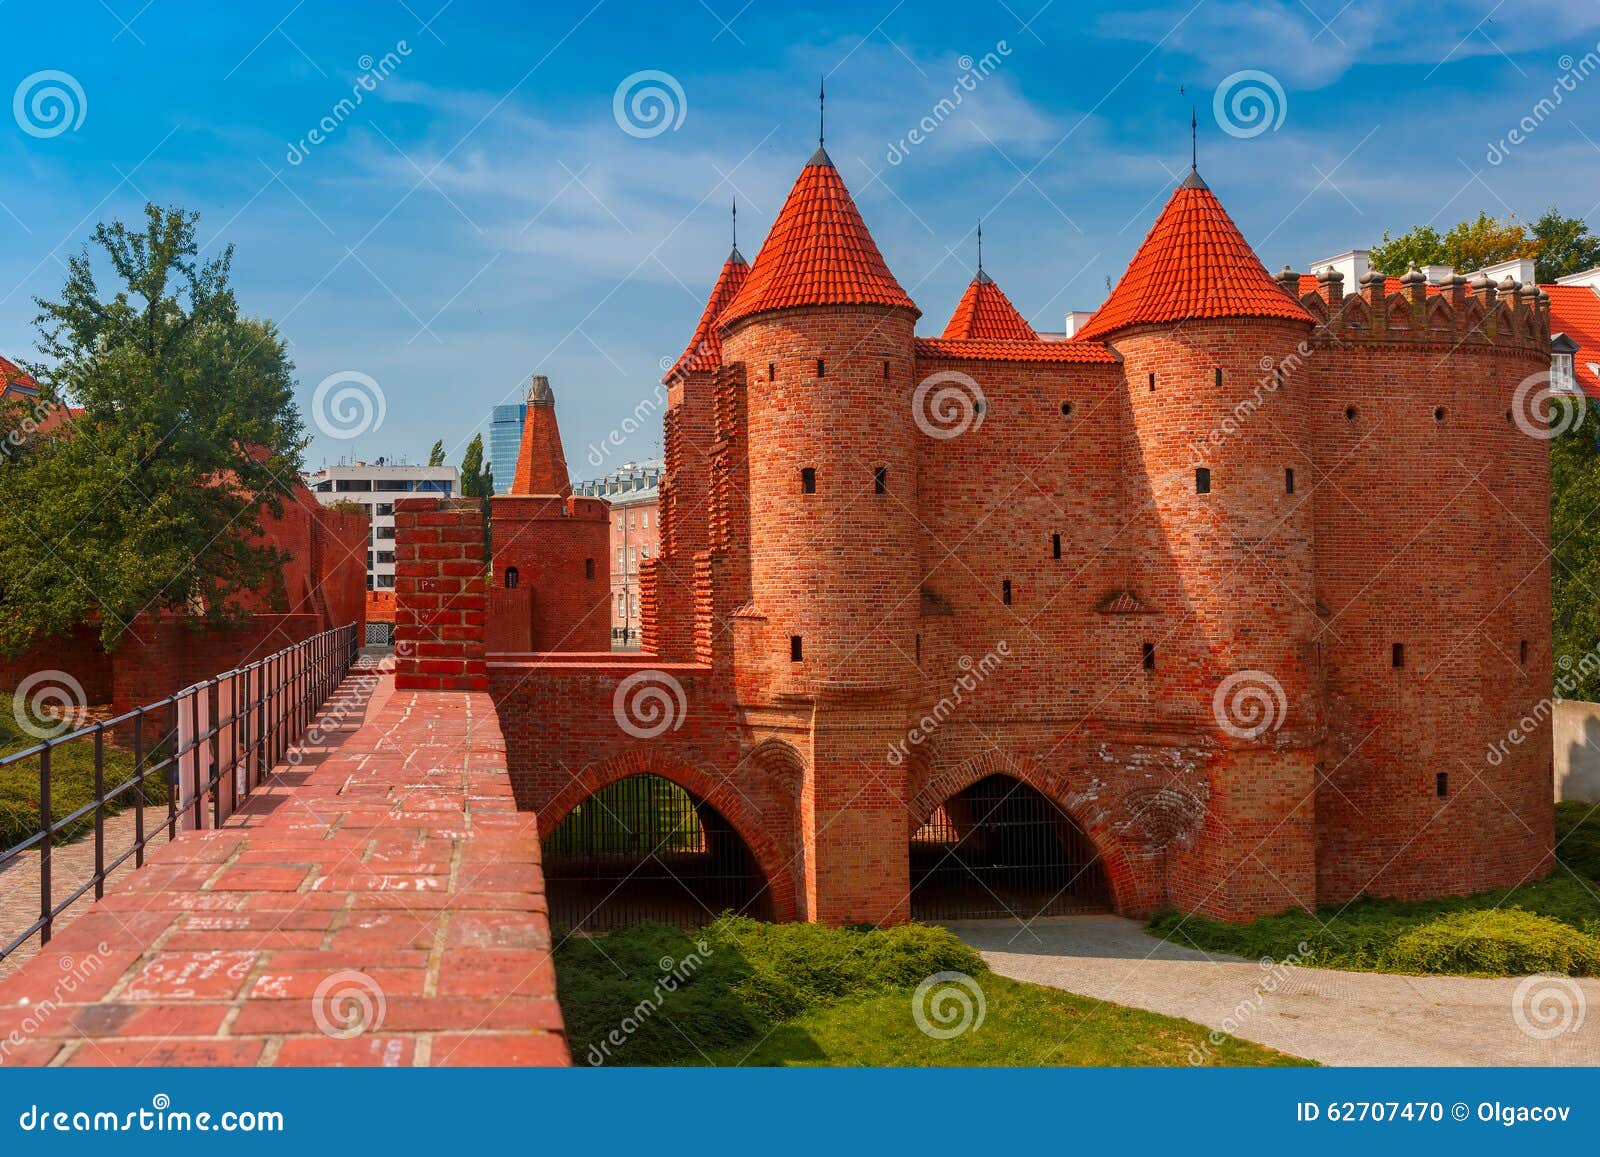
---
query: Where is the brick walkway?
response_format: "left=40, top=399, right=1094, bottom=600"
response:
left=0, top=662, right=567, bottom=1066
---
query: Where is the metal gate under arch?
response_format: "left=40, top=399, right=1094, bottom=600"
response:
left=910, top=773, right=1110, bottom=920
left=542, top=774, right=771, bottom=933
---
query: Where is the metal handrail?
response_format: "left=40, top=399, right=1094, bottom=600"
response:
left=0, top=621, right=360, bottom=961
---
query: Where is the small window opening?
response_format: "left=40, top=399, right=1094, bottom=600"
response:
left=1214, top=367, right=1223, bottom=388
left=1434, top=406, right=1446, bottom=422
left=816, top=358, right=826, bottom=378
left=584, top=559, right=595, bottom=580
left=1520, top=639, right=1530, bottom=665
left=1436, top=772, right=1449, bottom=798
left=801, top=467, right=816, bottom=494
left=1345, top=406, right=1358, bottom=421
left=790, top=635, right=803, bottom=662
left=1052, top=533, right=1062, bottom=560
left=1060, top=401, right=1073, bottom=417
left=1285, top=468, right=1295, bottom=494
left=1392, top=642, right=1405, bottom=668
left=504, top=567, right=520, bottom=589
left=1148, top=372, right=1156, bottom=392
left=1002, top=579, right=1013, bottom=606
left=768, top=362, right=776, bottom=381
left=883, top=360, right=890, bottom=379
left=1196, top=466, right=1211, bottom=494
left=915, top=633, right=922, bottom=663
left=873, top=466, right=887, bottom=494
left=1142, top=642, right=1156, bottom=670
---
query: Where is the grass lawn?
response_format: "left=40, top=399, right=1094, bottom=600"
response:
left=1148, top=803, right=1600, bottom=978
left=556, top=915, right=1308, bottom=1068
left=0, top=693, right=155, bottom=849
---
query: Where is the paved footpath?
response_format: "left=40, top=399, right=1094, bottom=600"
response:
left=0, top=661, right=566, bottom=1067
left=951, top=915, right=1600, bottom=1066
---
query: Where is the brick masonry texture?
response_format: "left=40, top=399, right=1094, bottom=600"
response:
left=413, top=163, right=1558, bottom=926
left=0, top=661, right=565, bottom=1067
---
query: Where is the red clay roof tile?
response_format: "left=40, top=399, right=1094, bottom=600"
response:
left=1075, top=172, right=1311, bottom=342
left=914, top=336, right=1117, bottom=363
left=663, top=247, right=749, bottom=382
left=1545, top=283, right=1600, bottom=398
left=939, top=273, right=1038, bottom=341
left=719, top=148, right=917, bottom=328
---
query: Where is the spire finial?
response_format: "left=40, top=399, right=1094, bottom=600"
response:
left=1191, top=105, right=1197, bottom=171
left=976, top=220, right=983, bottom=274
left=732, top=198, right=737, bottom=249
left=818, top=75, right=825, bottom=148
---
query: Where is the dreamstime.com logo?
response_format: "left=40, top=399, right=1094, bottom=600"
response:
left=312, top=970, right=386, bottom=1039
left=912, top=971, right=986, bottom=1039
left=13, top=70, right=86, bottom=139
left=11, top=670, right=87, bottom=740
left=312, top=371, right=386, bottom=440
left=1212, top=670, right=1287, bottom=740
left=613, top=70, right=687, bottom=138
left=1509, top=369, right=1585, bottom=441
left=1511, top=974, right=1586, bottom=1041
left=1213, top=69, right=1286, bottom=139
left=913, top=371, right=985, bottom=439
left=612, top=669, right=687, bottom=739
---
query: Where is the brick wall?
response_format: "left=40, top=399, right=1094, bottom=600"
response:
left=487, top=494, right=610, bottom=653
left=393, top=497, right=488, bottom=692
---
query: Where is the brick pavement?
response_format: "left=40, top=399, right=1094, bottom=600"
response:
left=0, top=662, right=566, bottom=1066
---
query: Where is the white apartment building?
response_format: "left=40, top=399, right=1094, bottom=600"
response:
left=304, top=460, right=458, bottom=590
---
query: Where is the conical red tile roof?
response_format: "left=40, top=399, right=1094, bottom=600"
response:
left=719, top=148, right=917, bottom=328
left=940, top=272, right=1038, bottom=341
left=663, top=246, right=749, bottom=382
left=510, top=375, right=571, bottom=497
left=1074, top=171, right=1311, bottom=342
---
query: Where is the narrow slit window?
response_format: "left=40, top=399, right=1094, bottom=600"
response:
left=1002, top=579, right=1013, bottom=606
left=1392, top=642, right=1405, bottom=668
left=1196, top=466, right=1211, bottom=494
left=1148, top=372, right=1156, bottom=392
left=790, top=635, right=803, bottom=662
left=584, top=559, right=595, bottom=580
left=1520, top=639, right=1530, bottom=665
left=1142, top=642, right=1156, bottom=670
left=1436, top=772, right=1449, bottom=798
left=768, top=362, right=776, bottom=381
left=915, top=633, right=921, bottom=663
left=1285, top=468, right=1295, bottom=494
left=883, top=360, right=890, bottom=379
left=1052, top=533, right=1062, bottom=559
left=505, top=567, right=520, bottom=589
left=873, top=466, right=887, bottom=494
left=1214, top=367, right=1223, bottom=388
left=816, top=358, right=826, bottom=378
left=801, top=467, right=816, bottom=494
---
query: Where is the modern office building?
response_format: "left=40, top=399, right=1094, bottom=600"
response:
left=305, top=460, right=457, bottom=590
left=488, top=403, right=527, bottom=494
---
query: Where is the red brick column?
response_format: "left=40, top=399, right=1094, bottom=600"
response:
left=394, top=498, right=488, bottom=692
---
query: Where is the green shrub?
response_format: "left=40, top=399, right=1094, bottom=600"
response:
left=1383, top=909, right=1600, bottom=976
left=554, top=915, right=985, bottom=1066
left=1555, top=801, right=1600, bottom=882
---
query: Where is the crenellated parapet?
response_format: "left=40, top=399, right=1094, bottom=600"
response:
left=1280, top=265, right=1550, bottom=356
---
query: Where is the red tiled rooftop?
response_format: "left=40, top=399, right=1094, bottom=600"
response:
left=915, top=336, right=1117, bottom=363
left=664, top=247, right=749, bottom=382
left=1074, top=171, right=1312, bottom=342
left=1543, top=283, right=1600, bottom=398
left=939, top=273, right=1038, bottom=342
left=0, top=355, right=36, bottom=393
left=719, top=148, right=918, bottom=328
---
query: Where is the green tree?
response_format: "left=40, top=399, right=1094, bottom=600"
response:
left=1371, top=213, right=1538, bottom=277
left=0, top=205, right=304, bottom=655
left=1531, top=209, right=1600, bottom=283
left=459, top=433, right=492, bottom=498
left=427, top=438, right=445, bottom=466
left=1551, top=400, right=1600, bottom=700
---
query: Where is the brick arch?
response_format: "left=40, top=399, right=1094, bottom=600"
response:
left=542, top=748, right=798, bottom=921
left=909, top=749, right=1139, bottom=915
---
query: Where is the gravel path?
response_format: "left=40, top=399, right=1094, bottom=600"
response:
left=948, top=915, right=1600, bottom=1066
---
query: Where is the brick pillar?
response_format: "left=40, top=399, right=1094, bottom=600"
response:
left=394, top=497, right=488, bottom=692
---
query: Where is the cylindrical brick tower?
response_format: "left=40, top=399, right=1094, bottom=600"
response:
left=1075, top=168, right=1321, bottom=918
left=719, top=146, right=923, bottom=704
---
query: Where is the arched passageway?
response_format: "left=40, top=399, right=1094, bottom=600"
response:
left=542, top=774, right=773, bottom=933
left=910, top=773, right=1110, bottom=920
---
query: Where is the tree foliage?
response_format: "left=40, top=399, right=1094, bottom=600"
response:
left=427, top=438, right=445, bottom=466
left=1370, top=209, right=1600, bottom=283
left=0, top=204, right=304, bottom=655
left=1551, top=399, right=1600, bottom=700
left=458, top=433, right=493, bottom=498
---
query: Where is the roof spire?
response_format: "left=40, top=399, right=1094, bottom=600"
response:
left=977, top=220, right=983, bottom=272
left=818, top=75, right=825, bottom=148
left=1191, top=105, right=1197, bottom=170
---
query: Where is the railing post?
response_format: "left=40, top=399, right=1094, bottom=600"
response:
left=39, top=742, right=51, bottom=946
left=134, top=709, right=146, bottom=868
left=93, top=724, right=105, bottom=900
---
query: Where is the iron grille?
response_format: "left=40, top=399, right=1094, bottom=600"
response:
left=910, top=774, right=1110, bottom=920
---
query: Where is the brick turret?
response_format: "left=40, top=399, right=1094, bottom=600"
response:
left=510, top=375, right=571, bottom=496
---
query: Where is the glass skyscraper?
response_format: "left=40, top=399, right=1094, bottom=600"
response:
left=488, top=403, right=527, bottom=494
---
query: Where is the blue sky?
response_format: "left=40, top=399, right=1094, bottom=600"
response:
left=3, top=0, right=1600, bottom=479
